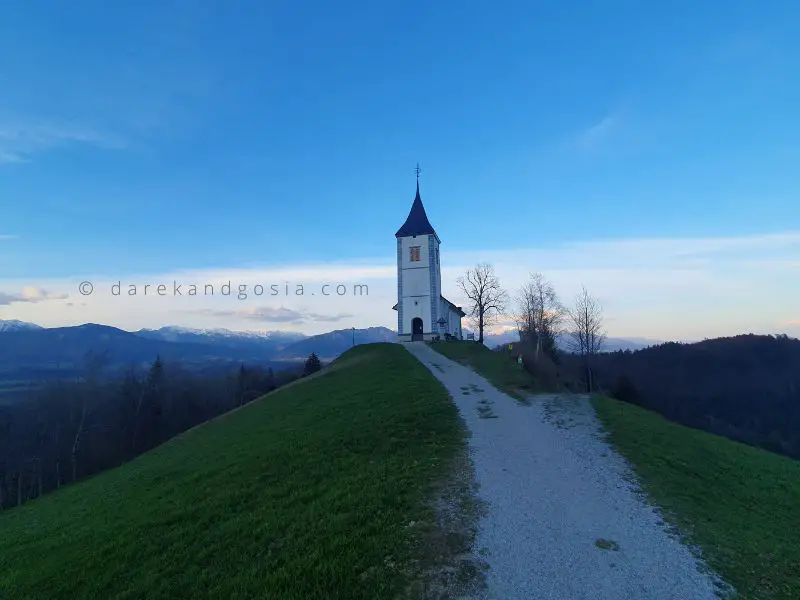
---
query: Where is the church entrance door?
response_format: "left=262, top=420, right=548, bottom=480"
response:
left=411, top=318, right=424, bottom=341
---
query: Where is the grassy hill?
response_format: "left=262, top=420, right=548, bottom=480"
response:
left=0, top=344, right=465, bottom=599
left=594, top=396, right=800, bottom=600
left=429, top=341, right=800, bottom=600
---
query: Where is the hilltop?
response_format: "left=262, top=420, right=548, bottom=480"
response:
left=0, top=344, right=467, bottom=599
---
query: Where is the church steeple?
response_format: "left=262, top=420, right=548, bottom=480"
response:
left=395, top=168, right=437, bottom=238
left=393, top=165, right=463, bottom=342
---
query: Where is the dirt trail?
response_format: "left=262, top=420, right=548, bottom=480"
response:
left=405, top=342, right=730, bottom=600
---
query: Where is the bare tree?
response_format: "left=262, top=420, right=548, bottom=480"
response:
left=515, top=272, right=565, bottom=362
left=567, top=286, right=606, bottom=392
left=71, top=350, right=108, bottom=482
left=457, top=263, right=509, bottom=344
left=119, top=366, right=146, bottom=456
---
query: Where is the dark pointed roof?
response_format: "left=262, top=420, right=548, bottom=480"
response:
left=395, top=181, right=437, bottom=238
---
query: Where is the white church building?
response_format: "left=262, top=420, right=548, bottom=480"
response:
left=393, top=178, right=465, bottom=342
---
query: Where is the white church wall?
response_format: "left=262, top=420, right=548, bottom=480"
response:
left=400, top=296, right=432, bottom=335
left=438, top=297, right=448, bottom=335
left=402, top=265, right=430, bottom=297
left=454, top=313, right=464, bottom=337
left=436, top=297, right=464, bottom=338
left=398, top=234, right=439, bottom=335
left=426, top=235, right=441, bottom=335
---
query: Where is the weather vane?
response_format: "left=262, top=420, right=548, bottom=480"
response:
left=414, top=163, right=421, bottom=180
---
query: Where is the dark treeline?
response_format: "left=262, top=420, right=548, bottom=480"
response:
left=0, top=352, right=309, bottom=511
left=557, top=334, right=800, bottom=460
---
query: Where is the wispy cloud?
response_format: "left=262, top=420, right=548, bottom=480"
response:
left=568, top=109, right=665, bottom=156
left=0, top=287, right=68, bottom=306
left=577, top=116, right=617, bottom=151
left=183, top=306, right=355, bottom=324
left=0, top=234, right=17, bottom=241
left=707, top=32, right=777, bottom=64
left=0, top=151, right=25, bottom=164
left=309, top=312, right=355, bottom=323
left=571, top=231, right=800, bottom=257
left=0, top=116, right=125, bottom=163
left=446, top=230, right=800, bottom=273
left=165, top=264, right=393, bottom=285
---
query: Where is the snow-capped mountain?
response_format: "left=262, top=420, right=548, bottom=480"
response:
left=0, top=320, right=43, bottom=332
left=137, top=326, right=307, bottom=344
left=135, top=326, right=308, bottom=358
left=471, top=328, right=661, bottom=352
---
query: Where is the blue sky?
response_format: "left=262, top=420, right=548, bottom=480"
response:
left=1, top=1, right=799, bottom=339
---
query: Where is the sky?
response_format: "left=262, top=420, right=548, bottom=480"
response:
left=1, top=0, right=799, bottom=340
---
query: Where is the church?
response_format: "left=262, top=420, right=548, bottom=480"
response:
left=393, top=176, right=465, bottom=342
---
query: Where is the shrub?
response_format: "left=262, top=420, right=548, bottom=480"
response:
left=518, top=341, right=561, bottom=392
left=611, top=374, right=640, bottom=404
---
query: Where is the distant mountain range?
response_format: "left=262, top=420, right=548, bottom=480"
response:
left=137, top=326, right=307, bottom=356
left=0, top=321, right=397, bottom=386
left=0, top=319, right=667, bottom=390
left=475, top=329, right=662, bottom=352
left=136, top=325, right=396, bottom=358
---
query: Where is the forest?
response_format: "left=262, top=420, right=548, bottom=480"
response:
left=531, top=334, right=800, bottom=460
left=0, top=353, right=321, bottom=510
left=592, top=334, right=800, bottom=459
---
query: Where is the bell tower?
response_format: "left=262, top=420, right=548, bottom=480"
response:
left=394, top=165, right=441, bottom=342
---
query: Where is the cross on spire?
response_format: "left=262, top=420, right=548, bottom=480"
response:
left=414, top=163, right=421, bottom=180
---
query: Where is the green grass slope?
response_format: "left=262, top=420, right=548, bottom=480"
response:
left=428, top=340, right=534, bottom=401
left=593, top=396, right=800, bottom=600
left=0, top=343, right=464, bottom=600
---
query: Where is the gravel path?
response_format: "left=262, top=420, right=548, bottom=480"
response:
left=405, top=342, right=730, bottom=600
